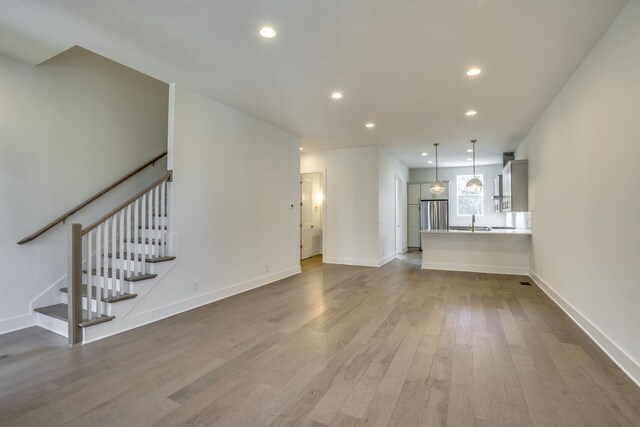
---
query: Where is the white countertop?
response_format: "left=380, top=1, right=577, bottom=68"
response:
left=420, top=228, right=532, bottom=236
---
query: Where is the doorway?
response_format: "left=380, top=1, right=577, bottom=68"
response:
left=395, top=176, right=403, bottom=254
left=300, top=172, right=324, bottom=260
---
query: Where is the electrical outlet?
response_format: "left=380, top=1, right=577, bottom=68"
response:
left=193, top=282, right=199, bottom=292
left=265, top=264, right=270, bottom=273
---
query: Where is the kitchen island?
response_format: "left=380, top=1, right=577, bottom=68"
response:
left=420, top=228, right=531, bottom=275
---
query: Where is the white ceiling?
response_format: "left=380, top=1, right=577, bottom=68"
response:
left=0, top=0, right=628, bottom=168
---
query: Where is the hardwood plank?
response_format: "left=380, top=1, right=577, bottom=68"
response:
left=0, top=252, right=638, bottom=427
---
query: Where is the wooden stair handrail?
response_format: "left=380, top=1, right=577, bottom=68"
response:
left=82, top=171, right=172, bottom=236
left=17, top=152, right=167, bottom=245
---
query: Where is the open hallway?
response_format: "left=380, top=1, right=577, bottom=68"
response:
left=2, top=253, right=639, bottom=426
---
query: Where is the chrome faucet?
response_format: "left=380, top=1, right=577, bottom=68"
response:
left=471, top=214, right=476, bottom=232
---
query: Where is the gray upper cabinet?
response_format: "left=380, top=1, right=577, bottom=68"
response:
left=502, top=160, right=528, bottom=212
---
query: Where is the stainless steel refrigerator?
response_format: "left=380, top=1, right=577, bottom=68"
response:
left=420, top=200, right=449, bottom=248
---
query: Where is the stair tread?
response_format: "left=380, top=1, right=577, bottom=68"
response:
left=124, top=238, right=167, bottom=245
left=34, top=303, right=115, bottom=327
left=107, top=253, right=176, bottom=263
left=59, top=285, right=137, bottom=303
left=139, top=225, right=168, bottom=230
left=82, top=267, right=157, bottom=282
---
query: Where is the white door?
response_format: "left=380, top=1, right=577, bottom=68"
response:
left=300, top=177, right=314, bottom=259
left=395, top=177, right=403, bottom=254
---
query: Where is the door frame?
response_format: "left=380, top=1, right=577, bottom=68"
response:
left=300, top=170, right=326, bottom=262
left=394, top=175, right=403, bottom=254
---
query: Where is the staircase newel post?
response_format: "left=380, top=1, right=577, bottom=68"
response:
left=68, top=223, right=83, bottom=346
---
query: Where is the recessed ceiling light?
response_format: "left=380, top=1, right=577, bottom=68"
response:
left=466, top=68, right=482, bottom=76
left=466, top=110, right=477, bottom=116
left=421, top=152, right=428, bottom=156
left=428, top=161, right=433, bottom=164
left=467, top=148, right=473, bottom=153
left=331, top=92, right=343, bottom=100
left=467, top=158, right=473, bottom=161
left=259, top=26, right=277, bottom=38
left=365, top=122, right=375, bottom=128
left=299, top=147, right=303, bottom=151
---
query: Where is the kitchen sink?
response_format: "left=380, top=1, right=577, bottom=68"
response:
left=449, top=226, right=493, bottom=231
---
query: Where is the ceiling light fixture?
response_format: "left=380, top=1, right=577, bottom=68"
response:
left=299, top=147, right=303, bottom=151
left=466, top=110, right=477, bottom=116
left=428, top=161, right=433, bottom=164
left=259, top=26, right=277, bottom=38
left=421, top=152, right=428, bottom=157
left=331, top=92, right=343, bottom=100
left=465, top=139, right=483, bottom=190
left=430, top=143, right=445, bottom=195
left=466, top=68, right=482, bottom=76
left=365, top=122, right=375, bottom=128
left=467, top=149, right=473, bottom=153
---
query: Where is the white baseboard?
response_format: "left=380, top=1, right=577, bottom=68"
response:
left=422, top=262, right=529, bottom=275
left=0, top=313, right=36, bottom=335
left=83, top=266, right=302, bottom=344
left=377, top=254, right=397, bottom=267
left=529, top=270, right=640, bottom=387
left=323, top=257, right=380, bottom=267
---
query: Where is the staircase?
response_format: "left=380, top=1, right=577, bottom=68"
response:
left=32, top=171, right=175, bottom=345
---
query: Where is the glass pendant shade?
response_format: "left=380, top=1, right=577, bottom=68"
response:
left=465, top=177, right=483, bottom=190
left=465, top=139, right=483, bottom=191
left=430, top=142, right=445, bottom=195
left=430, top=180, right=445, bottom=195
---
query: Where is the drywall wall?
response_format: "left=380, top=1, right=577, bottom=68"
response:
left=301, top=146, right=380, bottom=266
left=121, top=84, right=301, bottom=322
left=379, top=148, right=409, bottom=261
left=410, top=164, right=507, bottom=227
left=518, top=0, right=640, bottom=384
left=0, top=47, right=168, bottom=333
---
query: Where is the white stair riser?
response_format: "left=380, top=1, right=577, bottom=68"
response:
left=125, top=242, right=165, bottom=254
left=35, top=312, right=68, bottom=338
left=61, top=292, right=110, bottom=314
left=82, top=273, right=136, bottom=293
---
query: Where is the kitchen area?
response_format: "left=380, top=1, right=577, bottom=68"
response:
left=408, top=152, right=532, bottom=275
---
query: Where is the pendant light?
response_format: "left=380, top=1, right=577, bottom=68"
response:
left=429, top=143, right=445, bottom=195
left=465, top=139, right=483, bottom=190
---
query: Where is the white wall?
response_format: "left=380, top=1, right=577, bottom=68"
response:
left=379, top=148, right=409, bottom=260
left=301, top=147, right=380, bottom=266
left=410, top=164, right=507, bottom=227
left=0, top=47, right=168, bottom=333
left=518, top=0, right=640, bottom=384
left=123, top=84, right=301, bottom=320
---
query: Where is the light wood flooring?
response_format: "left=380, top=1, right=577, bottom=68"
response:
left=1, top=252, right=640, bottom=426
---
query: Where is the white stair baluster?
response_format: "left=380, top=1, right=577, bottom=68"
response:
left=111, top=214, right=117, bottom=296
left=103, top=219, right=109, bottom=302
left=87, top=231, right=93, bottom=320
left=154, top=185, right=160, bottom=257
left=134, top=199, right=139, bottom=277
left=160, top=182, right=166, bottom=257
left=119, top=209, right=125, bottom=294
left=96, top=224, right=102, bottom=318
left=167, top=181, right=172, bottom=256
left=147, top=190, right=154, bottom=259
left=126, top=203, right=132, bottom=288
left=141, top=194, right=146, bottom=275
